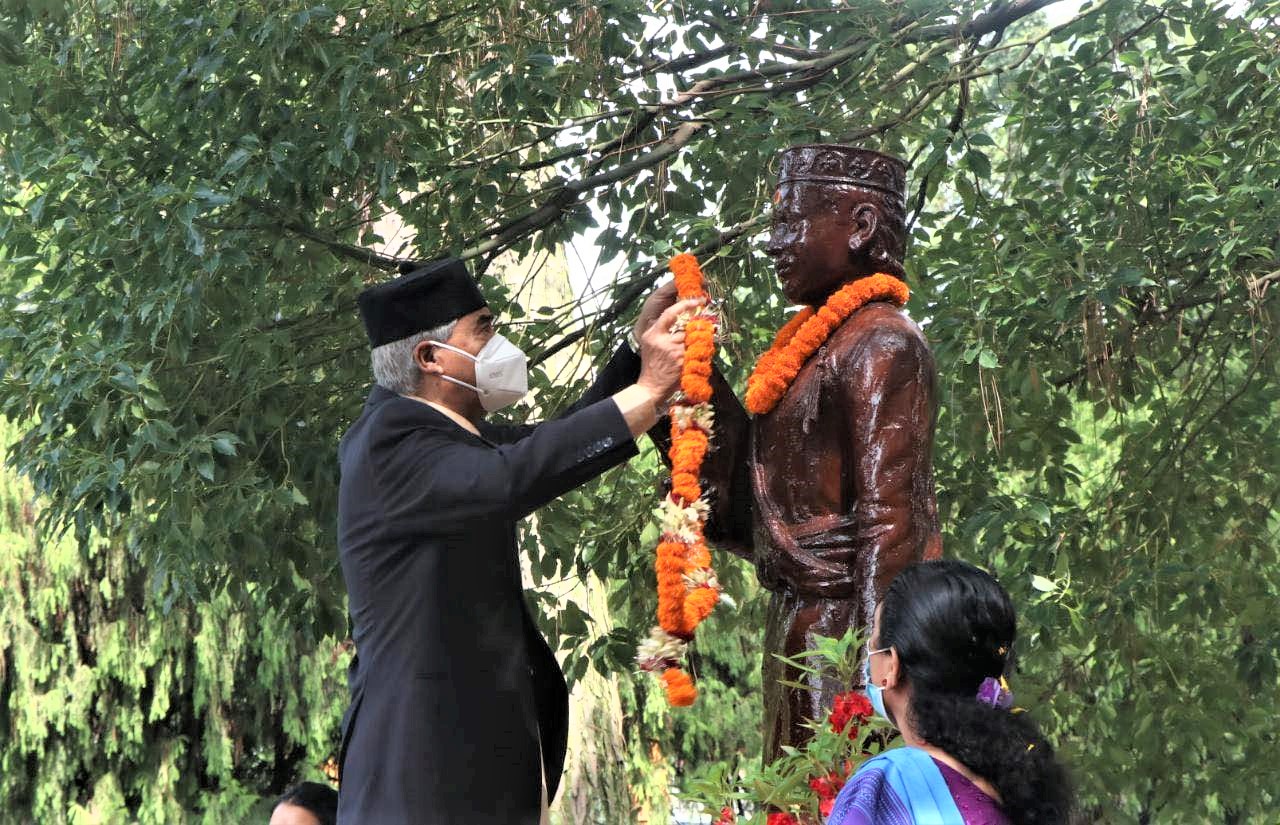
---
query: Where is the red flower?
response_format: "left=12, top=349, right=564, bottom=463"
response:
left=810, top=771, right=848, bottom=818
left=714, top=806, right=735, bottom=824
left=829, top=691, right=874, bottom=738
left=766, top=814, right=800, bottom=825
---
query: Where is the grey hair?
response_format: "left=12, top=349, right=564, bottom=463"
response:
left=370, top=320, right=457, bottom=396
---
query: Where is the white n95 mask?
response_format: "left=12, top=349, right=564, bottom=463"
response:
left=429, top=334, right=529, bottom=412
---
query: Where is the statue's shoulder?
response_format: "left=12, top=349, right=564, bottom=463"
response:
left=825, top=301, right=930, bottom=366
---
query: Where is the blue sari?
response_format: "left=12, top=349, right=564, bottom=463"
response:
left=826, top=747, right=965, bottom=825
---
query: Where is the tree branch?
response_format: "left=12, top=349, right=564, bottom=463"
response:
left=1247, top=268, right=1280, bottom=295
left=243, top=198, right=403, bottom=271
left=1171, top=334, right=1274, bottom=474
left=1052, top=272, right=1278, bottom=389
left=392, top=4, right=485, bottom=40
left=529, top=213, right=769, bottom=366
left=623, top=44, right=738, bottom=79
left=240, top=0, right=1093, bottom=280
left=459, top=119, right=711, bottom=263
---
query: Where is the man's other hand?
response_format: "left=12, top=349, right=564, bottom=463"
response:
left=633, top=280, right=679, bottom=342
left=638, top=299, right=703, bottom=404
left=615, top=298, right=704, bottom=438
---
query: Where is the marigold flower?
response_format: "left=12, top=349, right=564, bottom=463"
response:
left=646, top=253, right=726, bottom=706
left=683, top=586, right=719, bottom=628
left=681, top=318, right=715, bottom=402
left=656, top=540, right=692, bottom=635
left=669, top=425, right=710, bottom=475
left=686, top=541, right=711, bottom=569
left=746, top=273, right=909, bottom=415
left=668, top=253, right=705, bottom=300
left=661, top=667, right=698, bottom=706
left=670, top=473, right=702, bottom=506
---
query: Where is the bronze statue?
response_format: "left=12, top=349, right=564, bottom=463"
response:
left=698, top=145, right=943, bottom=761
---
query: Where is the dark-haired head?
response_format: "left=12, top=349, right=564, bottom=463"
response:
left=870, top=560, right=1073, bottom=824
left=879, top=558, right=1016, bottom=701
left=270, top=781, right=337, bottom=825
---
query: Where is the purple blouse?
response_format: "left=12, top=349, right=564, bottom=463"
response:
left=932, top=758, right=1011, bottom=825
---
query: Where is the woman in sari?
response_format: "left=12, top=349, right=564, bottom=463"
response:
left=827, top=560, right=1072, bottom=825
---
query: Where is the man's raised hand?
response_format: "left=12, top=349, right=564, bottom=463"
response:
left=637, top=298, right=703, bottom=406
left=633, top=280, right=680, bottom=341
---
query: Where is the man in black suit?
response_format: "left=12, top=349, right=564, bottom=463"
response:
left=336, top=258, right=693, bottom=824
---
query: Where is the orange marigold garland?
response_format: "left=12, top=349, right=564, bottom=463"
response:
left=636, top=253, right=725, bottom=707
left=660, top=668, right=698, bottom=707
left=745, top=273, right=910, bottom=415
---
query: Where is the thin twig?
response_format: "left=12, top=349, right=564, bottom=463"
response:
left=529, top=213, right=770, bottom=365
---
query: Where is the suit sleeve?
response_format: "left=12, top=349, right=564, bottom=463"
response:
left=482, top=343, right=642, bottom=444
left=841, top=327, right=938, bottom=591
left=378, top=397, right=638, bottom=524
left=560, top=343, right=641, bottom=415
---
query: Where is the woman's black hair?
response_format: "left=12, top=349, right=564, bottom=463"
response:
left=275, top=781, right=338, bottom=825
left=878, top=559, right=1073, bottom=824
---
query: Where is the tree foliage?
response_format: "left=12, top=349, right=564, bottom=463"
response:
left=0, top=420, right=348, bottom=823
left=920, top=2, right=1280, bottom=818
left=1, top=0, right=1277, bottom=822
left=0, top=0, right=1086, bottom=613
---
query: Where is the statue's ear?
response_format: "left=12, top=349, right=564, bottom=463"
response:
left=848, top=202, right=879, bottom=255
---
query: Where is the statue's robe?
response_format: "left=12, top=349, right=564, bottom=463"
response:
left=703, top=300, right=942, bottom=761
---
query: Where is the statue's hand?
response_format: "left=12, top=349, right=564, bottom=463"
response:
left=633, top=280, right=679, bottom=341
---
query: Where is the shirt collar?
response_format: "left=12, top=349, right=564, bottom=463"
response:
left=403, top=395, right=482, bottom=437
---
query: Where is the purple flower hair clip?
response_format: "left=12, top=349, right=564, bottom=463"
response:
left=977, top=676, right=1015, bottom=710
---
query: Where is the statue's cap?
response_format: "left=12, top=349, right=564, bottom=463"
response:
left=777, top=144, right=907, bottom=205
left=357, top=257, right=487, bottom=348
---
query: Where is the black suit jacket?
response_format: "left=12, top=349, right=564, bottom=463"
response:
left=335, top=345, right=642, bottom=824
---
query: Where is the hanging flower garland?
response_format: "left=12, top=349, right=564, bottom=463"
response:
left=745, top=273, right=910, bottom=415
left=636, top=252, right=722, bottom=707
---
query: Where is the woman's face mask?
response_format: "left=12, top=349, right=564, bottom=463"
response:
left=429, top=334, right=529, bottom=412
left=862, top=644, right=894, bottom=725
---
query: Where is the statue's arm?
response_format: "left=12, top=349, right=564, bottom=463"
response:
left=652, top=361, right=754, bottom=558
left=841, top=325, right=939, bottom=590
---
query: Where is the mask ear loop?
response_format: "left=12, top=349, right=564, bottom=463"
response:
left=427, top=340, right=479, bottom=363
left=436, top=374, right=488, bottom=397
left=426, top=341, right=489, bottom=398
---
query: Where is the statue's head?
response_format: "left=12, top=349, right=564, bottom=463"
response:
left=766, top=145, right=908, bottom=306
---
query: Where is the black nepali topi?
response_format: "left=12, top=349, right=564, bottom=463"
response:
left=357, top=257, right=487, bottom=348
